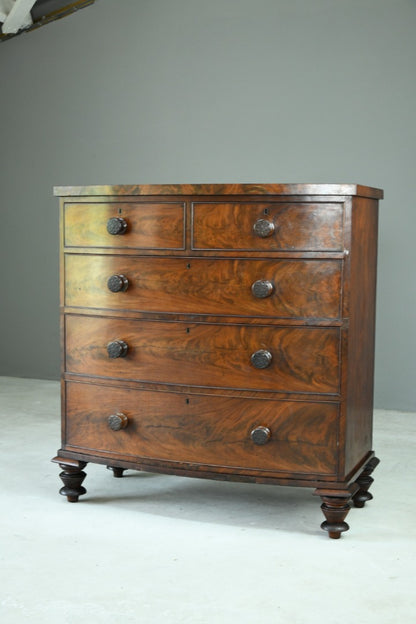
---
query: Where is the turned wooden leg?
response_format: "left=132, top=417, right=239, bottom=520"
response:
left=352, top=456, right=380, bottom=508
left=319, top=496, right=351, bottom=539
left=314, top=485, right=358, bottom=539
left=107, top=466, right=126, bottom=478
left=52, top=457, right=87, bottom=502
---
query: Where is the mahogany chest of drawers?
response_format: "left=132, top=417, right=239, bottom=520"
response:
left=52, top=183, right=383, bottom=538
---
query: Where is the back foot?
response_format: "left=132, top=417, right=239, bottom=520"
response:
left=352, top=456, right=380, bottom=508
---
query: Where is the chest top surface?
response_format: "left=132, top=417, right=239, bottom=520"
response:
left=54, top=182, right=383, bottom=199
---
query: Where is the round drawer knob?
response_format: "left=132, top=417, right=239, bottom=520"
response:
left=107, top=217, right=128, bottom=235
left=108, top=413, right=129, bottom=431
left=107, top=340, right=129, bottom=359
left=107, top=274, right=129, bottom=293
left=251, top=349, right=272, bottom=369
left=253, top=219, right=275, bottom=238
left=251, top=279, right=274, bottom=299
left=251, top=426, right=271, bottom=445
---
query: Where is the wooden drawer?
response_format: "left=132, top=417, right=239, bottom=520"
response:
left=65, top=254, right=342, bottom=319
left=64, top=202, right=185, bottom=249
left=65, top=315, right=340, bottom=394
left=64, top=382, right=339, bottom=475
left=192, top=202, right=343, bottom=251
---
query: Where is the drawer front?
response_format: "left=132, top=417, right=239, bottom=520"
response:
left=65, top=382, right=339, bottom=475
left=64, top=202, right=185, bottom=249
left=65, top=254, right=342, bottom=319
left=192, top=202, right=343, bottom=251
left=65, top=316, right=340, bottom=394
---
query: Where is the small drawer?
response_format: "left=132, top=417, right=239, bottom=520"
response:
left=65, top=254, right=342, bottom=319
left=192, top=202, right=343, bottom=251
left=65, top=316, right=340, bottom=394
left=64, top=382, right=339, bottom=476
left=63, top=202, right=185, bottom=249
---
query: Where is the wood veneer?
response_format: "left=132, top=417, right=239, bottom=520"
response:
left=65, top=255, right=342, bottom=319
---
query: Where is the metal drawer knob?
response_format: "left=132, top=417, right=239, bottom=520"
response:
left=107, top=340, right=129, bottom=359
left=107, top=274, right=129, bottom=293
left=251, top=426, right=271, bottom=445
left=251, top=349, right=272, bottom=369
left=108, top=413, right=129, bottom=431
left=251, top=279, right=274, bottom=298
left=107, top=217, right=128, bottom=235
left=253, top=219, right=275, bottom=238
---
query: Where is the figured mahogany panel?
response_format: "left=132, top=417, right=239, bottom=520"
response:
left=64, top=381, right=339, bottom=475
left=65, top=315, right=340, bottom=394
left=65, top=254, right=342, bottom=319
left=64, top=202, right=185, bottom=249
left=192, top=203, right=343, bottom=251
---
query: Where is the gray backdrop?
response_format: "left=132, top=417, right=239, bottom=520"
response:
left=1, top=0, right=415, bottom=411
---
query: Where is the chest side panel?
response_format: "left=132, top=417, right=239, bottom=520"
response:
left=343, top=197, right=379, bottom=476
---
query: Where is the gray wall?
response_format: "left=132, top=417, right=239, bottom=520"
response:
left=1, top=0, right=415, bottom=410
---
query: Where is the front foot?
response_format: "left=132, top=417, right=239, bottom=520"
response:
left=52, top=457, right=87, bottom=502
left=314, top=486, right=358, bottom=539
left=352, top=456, right=380, bottom=508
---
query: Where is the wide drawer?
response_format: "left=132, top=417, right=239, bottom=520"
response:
left=63, top=202, right=185, bottom=249
left=65, top=254, right=342, bottom=319
left=192, top=202, right=343, bottom=251
left=64, top=382, right=339, bottom=475
left=65, top=316, right=340, bottom=394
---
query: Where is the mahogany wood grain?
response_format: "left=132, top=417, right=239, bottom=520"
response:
left=56, top=448, right=375, bottom=488
left=65, top=254, right=342, bottom=319
left=65, top=315, right=340, bottom=394
left=54, top=183, right=384, bottom=199
left=343, top=197, right=379, bottom=475
left=64, top=202, right=185, bottom=249
left=192, top=202, right=343, bottom=251
left=64, top=381, right=339, bottom=475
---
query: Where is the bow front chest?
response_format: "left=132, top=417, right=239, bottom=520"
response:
left=53, top=183, right=383, bottom=538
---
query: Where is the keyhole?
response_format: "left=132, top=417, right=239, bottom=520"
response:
left=186, top=398, right=190, bottom=405
left=187, top=263, right=191, bottom=269
left=186, top=328, right=190, bottom=333
left=118, top=207, right=122, bottom=215
left=264, top=208, right=269, bottom=215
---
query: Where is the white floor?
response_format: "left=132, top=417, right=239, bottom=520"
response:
left=0, top=376, right=415, bottom=624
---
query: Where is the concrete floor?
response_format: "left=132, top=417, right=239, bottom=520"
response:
left=0, top=376, right=415, bottom=624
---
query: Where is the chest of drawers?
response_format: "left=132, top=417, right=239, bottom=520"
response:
left=52, top=183, right=383, bottom=539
